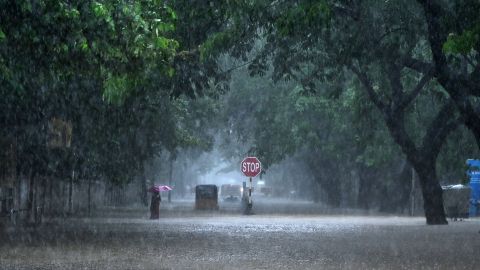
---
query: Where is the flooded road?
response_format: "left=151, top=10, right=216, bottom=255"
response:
left=1, top=199, right=480, bottom=269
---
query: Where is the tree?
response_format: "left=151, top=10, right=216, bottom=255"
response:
left=0, top=0, right=204, bottom=220
left=207, top=0, right=464, bottom=224
left=219, top=65, right=405, bottom=209
left=413, top=0, right=480, bottom=147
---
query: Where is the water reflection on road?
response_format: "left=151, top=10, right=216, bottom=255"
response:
left=1, top=198, right=480, bottom=270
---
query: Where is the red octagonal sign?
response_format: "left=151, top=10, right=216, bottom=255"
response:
left=241, top=157, right=262, bottom=177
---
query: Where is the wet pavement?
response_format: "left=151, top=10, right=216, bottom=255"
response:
left=1, top=198, right=480, bottom=269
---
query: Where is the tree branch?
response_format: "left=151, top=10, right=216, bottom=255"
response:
left=386, top=64, right=403, bottom=111
left=219, top=60, right=255, bottom=75
left=404, top=57, right=480, bottom=99
left=384, top=111, right=420, bottom=164
left=175, top=49, right=199, bottom=61
left=350, top=65, right=387, bottom=112
left=376, top=27, right=408, bottom=45
left=469, top=63, right=480, bottom=95
left=421, top=100, right=459, bottom=159
left=398, top=70, right=434, bottom=110
left=417, top=0, right=480, bottom=98
left=463, top=55, right=476, bottom=68
left=331, top=4, right=360, bottom=21
left=402, top=57, right=434, bottom=74
left=416, top=0, right=449, bottom=75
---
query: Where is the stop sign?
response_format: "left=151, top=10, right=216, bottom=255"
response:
left=241, top=157, right=262, bottom=177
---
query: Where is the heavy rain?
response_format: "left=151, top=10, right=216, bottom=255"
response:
left=1, top=1, right=480, bottom=269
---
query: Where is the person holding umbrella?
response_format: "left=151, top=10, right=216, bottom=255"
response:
left=148, top=185, right=173, bottom=219
left=150, top=189, right=161, bottom=219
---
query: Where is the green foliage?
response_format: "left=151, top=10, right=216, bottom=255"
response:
left=276, top=0, right=331, bottom=36
left=170, top=96, right=217, bottom=151
left=200, top=30, right=236, bottom=61
left=443, top=23, right=480, bottom=54
left=0, top=0, right=180, bottom=103
left=102, top=74, right=133, bottom=105
left=92, top=2, right=108, bottom=18
left=0, top=28, right=5, bottom=42
left=441, top=0, right=480, bottom=55
left=2, top=0, right=477, bottom=214
left=221, top=65, right=397, bottom=172
left=0, top=0, right=222, bottom=186
left=212, top=1, right=477, bottom=217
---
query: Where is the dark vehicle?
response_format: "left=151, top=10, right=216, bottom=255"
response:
left=195, top=185, right=219, bottom=210
left=220, top=184, right=242, bottom=202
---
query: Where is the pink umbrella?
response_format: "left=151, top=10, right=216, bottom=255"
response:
left=148, top=185, right=173, bottom=192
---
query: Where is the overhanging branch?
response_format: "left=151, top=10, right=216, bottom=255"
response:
left=398, top=70, right=434, bottom=110
left=350, top=65, right=387, bottom=112
left=403, top=57, right=434, bottom=74
left=421, top=100, right=459, bottom=158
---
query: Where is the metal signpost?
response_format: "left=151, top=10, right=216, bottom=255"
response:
left=241, top=157, right=261, bottom=215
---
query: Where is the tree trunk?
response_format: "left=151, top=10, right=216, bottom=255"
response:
left=33, top=176, right=41, bottom=224
left=397, top=163, right=414, bottom=213
left=32, top=175, right=37, bottom=224
left=88, top=177, right=91, bottom=216
left=48, top=177, right=53, bottom=216
left=383, top=103, right=453, bottom=224
left=312, top=181, right=321, bottom=203
left=416, top=0, right=480, bottom=150
left=41, top=177, right=46, bottom=222
left=14, top=170, right=21, bottom=225
left=357, top=165, right=375, bottom=209
left=380, top=162, right=412, bottom=213
left=140, top=165, right=148, bottom=206
left=27, top=169, right=36, bottom=223
left=448, top=91, right=480, bottom=150
left=322, top=176, right=342, bottom=207
left=168, top=157, right=173, bottom=203
left=412, top=161, right=447, bottom=225
left=68, top=170, right=74, bottom=215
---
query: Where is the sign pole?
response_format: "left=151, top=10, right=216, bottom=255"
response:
left=240, top=157, right=261, bottom=215
left=249, top=177, right=252, bottom=204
